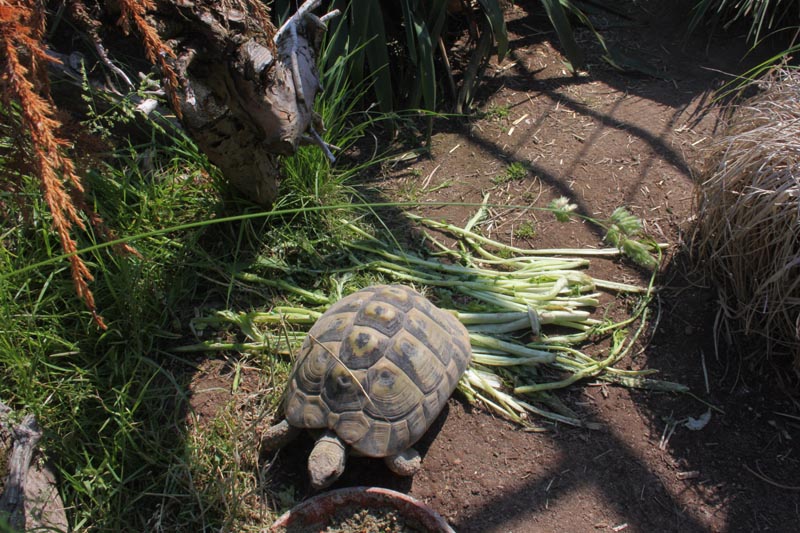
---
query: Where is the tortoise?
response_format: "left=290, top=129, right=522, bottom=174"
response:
left=262, top=284, right=472, bottom=489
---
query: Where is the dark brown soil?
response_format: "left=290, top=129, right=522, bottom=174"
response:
left=199, top=1, right=800, bottom=531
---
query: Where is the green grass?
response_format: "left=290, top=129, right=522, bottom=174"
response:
left=0, top=6, right=444, bottom=521
left=2, top=142, right=202, bottom=529
left=492, top=162, right=528, bottom=185
left=483, top=104, right=511, bottom=120
left=0, top=55, right=376, bottom=527
left=514, top=220, right=537, bottom=239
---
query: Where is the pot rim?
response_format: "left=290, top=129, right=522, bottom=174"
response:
left=269, top=485, right=455, bottom=532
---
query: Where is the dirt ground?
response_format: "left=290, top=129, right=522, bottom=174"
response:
left=194, top=1, right=800, bottom=531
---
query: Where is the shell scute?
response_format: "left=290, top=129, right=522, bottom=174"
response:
left=401, top=306, right=453, bottom=366
left=285, top=390, right=328, bottom=428
left=338, top=325, right=388, bottom=370
left=321, top=364, right=367, bottom=413
left=354, top=299, right=404, bottom=337
left=364, top=358, right=424, bottom=422
left=385, top=330, right=446, bottom=395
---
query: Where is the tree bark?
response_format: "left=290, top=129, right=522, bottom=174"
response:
left=46, top=0, right=332, bottom=206
left=149, top=0, right=330, bottom=206
left=0, top=403, right=68, bottom=532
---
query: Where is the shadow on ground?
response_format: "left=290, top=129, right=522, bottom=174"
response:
left=275, top=2, right=800, bottom=531
left=153, top=0, right=800, bottom=531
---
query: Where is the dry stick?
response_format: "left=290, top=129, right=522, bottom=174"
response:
left=308, top=126, right=336, bottom=163
left=92, top=37, right=133, bottom=90
left=437, top=36, right=457, bottom=101
left=275, top=0, right=341, bottom=156
left=288, top=22, right=306, bottom=108
left=275, top=0, right=323, bottom=42
left=0, top=414, right=42, bottom=529
left=744, top=463, right=800, bottom=491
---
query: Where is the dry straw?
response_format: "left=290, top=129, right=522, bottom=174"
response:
left=693, top=68, right=800, bottom=369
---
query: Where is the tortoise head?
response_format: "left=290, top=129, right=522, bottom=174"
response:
left=308, top=430, right=347, bottom=490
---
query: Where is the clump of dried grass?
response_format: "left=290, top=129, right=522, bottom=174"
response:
left=693, top=68, right=800, bottom=371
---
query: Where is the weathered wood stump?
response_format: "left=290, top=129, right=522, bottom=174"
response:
left=51, top=0, right=337, bottom=206
left=149, top=0, right=335, bottom=205
left=0, top=403, right=68, bottom=532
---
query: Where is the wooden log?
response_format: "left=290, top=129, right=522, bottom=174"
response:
left=0, top=403, right=68, bottom=532
left=150, top=0, right=335, bottom=206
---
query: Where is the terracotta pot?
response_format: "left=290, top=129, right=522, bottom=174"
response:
left=269, top=486, right=455, bottom=532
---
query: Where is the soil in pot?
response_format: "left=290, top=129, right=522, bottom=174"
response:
left=274, top=503, right=427, bottom=533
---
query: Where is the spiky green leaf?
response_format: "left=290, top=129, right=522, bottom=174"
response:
left=477, top=0, right=509, bottom=59
left=541, top=0, right=585, bottom=72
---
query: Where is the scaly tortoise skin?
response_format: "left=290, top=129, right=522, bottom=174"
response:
left=262, top=284, right=472, bottom=489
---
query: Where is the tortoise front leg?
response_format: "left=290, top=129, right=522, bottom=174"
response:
left=261, top=419, right=301, bottom=451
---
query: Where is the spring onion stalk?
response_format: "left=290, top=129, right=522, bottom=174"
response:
left=470, top=333, right=557, bottom=363
left=462, top=369, right=600, bottom=429
left=178, top=204, right=685, bottom=428
left=173, top=340, right=298, bottom=353
left=514, top=332, right=626, bottom=394
left=471, top=352, right=550, bottom=366
left=407, top=213, right=628, bottom=257
left=347, top=240, right=592, bottom=283
left=192, top=308, right=322, bottom=331
left=423, top=229, right=591, bottom=271
left=598, top=374, right=688, bottom=392
left=234, top=273, right=332, bottom=305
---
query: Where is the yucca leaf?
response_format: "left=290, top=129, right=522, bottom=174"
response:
left=410, top=10, right=436, bottom=111
left=541, top=0, right=585, bottom=72
left=400, top=0, right=418, bottom=63
left=427, top=0, right=449, bottom=39
left=457, top=28, right=493, bottom=112
left=330, top=1, right=392, bottom=112
left=360, top=2, right=393, bottom=112
left=326, top=2, right=352, bottom=74
left=477, top=0, right=509, bottom=59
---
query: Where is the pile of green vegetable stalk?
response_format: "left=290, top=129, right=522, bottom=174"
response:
left=181, top=206, right=687, bottom=430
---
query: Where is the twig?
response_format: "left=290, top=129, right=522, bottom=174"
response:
left=92, top=37, right=134, bottom=90
left=288, top=22, right=306, bottom=109
left=275, top=0, right=341, bottom=112
left=308, top=126, right=337, bottom=163
left=700, top=349, right=710, bottom=394
left=744, top=463, right=800, bottom=491
left=773, top=411, right=800, bottom=423
left=658, top=418, right=677, bottom=450
left=275, top=0, right=323, bottom=42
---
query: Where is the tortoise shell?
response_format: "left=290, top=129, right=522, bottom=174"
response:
left=283, top=285, right=472, bottom=458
